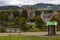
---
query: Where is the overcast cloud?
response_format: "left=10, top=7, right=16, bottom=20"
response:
left=0, top=0, right=60, bottom=6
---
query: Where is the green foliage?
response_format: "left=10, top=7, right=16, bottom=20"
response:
left=48, top=10, right=53, bottom=13
left=0, top=10, right=19, bottom=22
left=0, top=26, right=5, bottom=32
left=28, top=25, right=41, bottom=32
left=19, top=17, right=26, bottom=31
left=44, top=10, right=53, bottom=13
left=24, top=24, right=32, bottom=31
left=51, top=15, right=59, bottom=21
left=21, top=9, right=28, bottom=19
left=0, top=9, right=46, bottom=32
left=19, top=17, right=26, bottom=25
left=35, top=10, right=41, bottom=15
left=23, top=24, right=41, bottom=32
left=0, top=13, right=9, bottom=21
left=14, top=17, right=19, bottom=25
left=35, top=16, right=45, bottom=30
left=29, top=17, right=35, bottom=22
left=13, top=10, right=19, bottom=18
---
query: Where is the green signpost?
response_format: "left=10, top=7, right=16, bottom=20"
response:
left=46, top=21, right=57, bottom=35
left=46, top=21, right=57, bottom=26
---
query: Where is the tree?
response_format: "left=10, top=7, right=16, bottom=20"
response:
left=3, top=13, right=9, bottom=21
left=0, top=26, right=5, bottom=33
left=19, top=17, right=26, bottom=32
left=14, top=17, right=20, bottom=26
left=44, top=10, right=53, bottom=13
left=13, top=10, right=19, bottom=18
left=21, top=9, right=28, bottom=19
left=35, top=16, right=45, bottom=30
left=51, top=15, right=59, bottom=22
left=29, top=17, right=35, bottom=22
left=35, top=10, right=41, bottom=15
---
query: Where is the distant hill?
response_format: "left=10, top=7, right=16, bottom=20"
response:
left=34, top=3, right=60, bottom=10
left=21, top=3, right=60, bottom=10
left=0, top=5, right=20, bottom=10
left=0, top=3, right=60, bottom=10
left=34, top=3, right=55, bottom=9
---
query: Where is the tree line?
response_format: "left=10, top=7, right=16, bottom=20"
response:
left=0, top=9, right=59, bottom=32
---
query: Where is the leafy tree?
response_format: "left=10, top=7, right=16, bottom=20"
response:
left=19, top=17, right=26, bottom=31
left=51, top=15, right=59, bottom=21
left=35, top=10, right=41, bottom=15
left=48, top=10, right=53, bottom=13
left=21, top=9, right=28, bottom=19
left=35, top=16, right=45, bottom=30
left=13, top=10, right=19, bottom=18
left=14, top=17, right=20, bottom=25
left=3, top=14, right=9, bottom=21
left=0, top=26, right=5, bottom=33
left=29, top=17, right=35, bottom=22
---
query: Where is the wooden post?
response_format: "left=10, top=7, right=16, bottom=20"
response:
left=48, top=25, right=56, bottom=35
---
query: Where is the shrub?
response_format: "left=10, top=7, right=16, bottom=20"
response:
left=28, top=25, right=41, bottom=32
left=26, top=24, right=41, bottom=32
left=0, top=26, right=5, bottom=33
left=20, top=24, right=41, bottom=32
left=29, top=17, right=35, bottom=22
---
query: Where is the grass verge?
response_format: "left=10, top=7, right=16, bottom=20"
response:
left=0, top=35, right=60, bottom=40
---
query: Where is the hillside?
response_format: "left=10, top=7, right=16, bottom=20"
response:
left=0, top=3, right=60, bottom=10
left=0, top=5, right=20, bottom=10
left=21, top=3, right=60, bottom=10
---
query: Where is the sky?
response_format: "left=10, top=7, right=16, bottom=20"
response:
left=0, top=0, right=60, bottom=6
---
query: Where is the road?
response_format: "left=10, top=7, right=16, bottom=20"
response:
left=0, top=32, right=60, bottom=36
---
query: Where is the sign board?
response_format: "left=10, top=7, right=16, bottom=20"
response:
left=46, top=21, right=57, bottom=26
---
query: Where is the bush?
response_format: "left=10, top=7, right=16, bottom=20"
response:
left=20, top=24, right=41, bottom=32
left=29, top=17, right=35, bottom=22
left=0, top=26, right=5, bottom=33
left=21, top=24, right=32, bottom=32
left=25, top=24, right=41, bottom=32
left=35, top=16, right=45, bottom=30
left=28, top=25, right=41, bottom=32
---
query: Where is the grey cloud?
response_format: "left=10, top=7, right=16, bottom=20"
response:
left=0, top=0, right=60, bottom=6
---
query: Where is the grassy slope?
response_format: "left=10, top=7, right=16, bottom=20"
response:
left=0, top=35, right=60, bottom=40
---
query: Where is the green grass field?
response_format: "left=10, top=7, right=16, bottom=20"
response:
left=0, top=35, right=60, bottom=40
